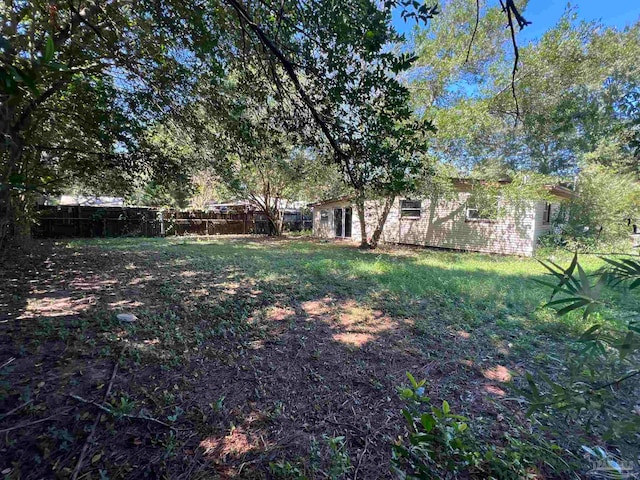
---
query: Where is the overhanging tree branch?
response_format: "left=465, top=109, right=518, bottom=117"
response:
left=223, top=0, right=346, bottom=160
left=499, top=0, right=531, bottom=122
left=465, top=0, right=480, bottom=63
left=465, top=0, right=530, bottom=121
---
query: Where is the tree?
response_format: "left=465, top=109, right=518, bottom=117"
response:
left=493, top=13, right=640, bottom=175
left=0, top=0, right=227, bottom=248
left=1, top=0, right=532, bottom=250
left=145, top=75, right=343, bottom=235
left=215, top=0, right=534, bottom=248
left=410, top=5, right=640, bottom=177
left=214, top=0, right=440, bottom=248
left=550, top=165, right=640, bottom=250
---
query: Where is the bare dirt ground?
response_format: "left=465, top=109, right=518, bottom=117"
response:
left=0, top=238, right=565, bottom=479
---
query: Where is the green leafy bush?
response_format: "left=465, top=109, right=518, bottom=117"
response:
left=524, top=253, right=640, bottom=440
left=391, top=373, right=561, bottom=479
left=548, top=165, right=640, bottom=251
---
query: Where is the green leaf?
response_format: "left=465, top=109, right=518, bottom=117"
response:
left=47, top=61, right=69, bottom=72
left=44, top=35, right=55, bottom=63
left=8, top=173, right=25, bottom=186
left=556, top=298, right=593, bottom=317
left=532, top=278, right=577, bottom=297
left=525, top=373, right=539, bottom=398
left=442, top=400, right=450, bottom=415
left=402, top=408, right=415, bottom=432
left=577, top=263, right=591, bottom=296
left=579, top=324, right=603, bottom=341
left=420, top=413, right=435, bottom=432
left=8, top=66, right=38, bottom=93
left=406, top=371, right=418, bottom=388
left=618, top=331, right=636, bottom=360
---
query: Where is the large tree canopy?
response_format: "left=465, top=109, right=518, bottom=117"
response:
left=1, top=0, right=531, bottom=249
left=0, top=0, right=228, bottom=245
left=410, top=4, right=640, bottom=177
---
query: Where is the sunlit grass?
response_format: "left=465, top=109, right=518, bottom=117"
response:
left=76, top=236, right=636, bottom=343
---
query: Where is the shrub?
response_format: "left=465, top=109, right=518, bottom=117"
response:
left=550, top=165, right=640, bottom=251
left=523, top=253, right=640, bottom=441
left=391, top=373, right=567, bottom=479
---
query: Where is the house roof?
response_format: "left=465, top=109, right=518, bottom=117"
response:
left=307, top=196, right=354, bottom=207
left=308, top=179, right=575, bottom=207
left=544, top=184, right=574, bottom=199
left=450, top=177, right=575, bottom=198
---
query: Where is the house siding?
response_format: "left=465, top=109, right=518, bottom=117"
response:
left=388, top=193, right=537, bottom=256
left=312, top=191, right=564, bottom=256
left=313, top=190, right=559, bottom=256
left=312, top=200, right=362, bottom=242
left=532, top=201, right=560, bottom=244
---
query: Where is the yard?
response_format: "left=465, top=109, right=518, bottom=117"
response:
left=0, top=237, right=635, bottom=478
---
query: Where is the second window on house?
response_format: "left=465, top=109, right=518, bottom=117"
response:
left=400, top=200, right=422, bottom=218
left=465, top=206, right=499, bottom=221
left=465, top=192, right=499, bottom=222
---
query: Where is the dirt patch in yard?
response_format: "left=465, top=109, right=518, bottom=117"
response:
left=0, top=238, right=568, bottom=479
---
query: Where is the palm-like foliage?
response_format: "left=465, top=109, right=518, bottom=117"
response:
left=535, top=253, right=605, bottom=318
left=523, top=253, right=640, bottom=440
left=601, top=257, right=640, bottom=290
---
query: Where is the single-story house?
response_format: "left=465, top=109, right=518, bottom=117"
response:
left=310, top=180, right=574, bottom=256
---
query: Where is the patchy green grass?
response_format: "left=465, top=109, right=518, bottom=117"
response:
left=1, top=236, right=637, bottom=479
left=69, top=236, right=622, bottom=344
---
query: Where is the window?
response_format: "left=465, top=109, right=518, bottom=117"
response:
left=400, top=200, right=421, bottom=218
left=465, top=192, right=499, bottom=222
left=542, top=202, right=552, bottom=224
left=465, top=208, right=481, bottom=220
left=320, top=210, right=329, bottom=222
left=465, top=206, right=499, bottom=222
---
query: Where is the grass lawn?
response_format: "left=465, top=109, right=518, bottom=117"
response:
left=0, top=237, right=636, bottom=478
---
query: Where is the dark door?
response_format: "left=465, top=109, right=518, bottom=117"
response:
left=334, top=208, right=343, bottom=237
left=344, top=208, right=352, bottom=238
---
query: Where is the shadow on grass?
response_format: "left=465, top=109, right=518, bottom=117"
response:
left=1, top=237, right=611, bottom=478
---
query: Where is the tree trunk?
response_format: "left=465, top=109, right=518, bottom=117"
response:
left=369, top=195, right=395, bottom=249
left=354, top=194, right=369, bottom=249
left=1, top=81, right=65, bottom=251
left=0, top=124, right=24, bottom=251
left=276, top=215, right=284, bottom=236
left=0, top=188, right=13, bottom=252
left=264, top=207, right=284, bottom=236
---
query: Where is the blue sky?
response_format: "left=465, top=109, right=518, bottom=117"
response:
left=520, top=0, right=640, bottom=42
left=392, top=0, right=640, bottom=41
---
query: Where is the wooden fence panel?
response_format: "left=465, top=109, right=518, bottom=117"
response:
left=33, top=205, right=310, bottom=239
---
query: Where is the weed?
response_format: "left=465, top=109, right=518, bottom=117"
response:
left=162, top=431, right=179, bottom=458
left=110, top=395, right=136, bottom=418
left=46, top=426, right=75, bottom=451
left=269, top=460, right=306, bottom=479
left=324, top=435, right=351, bottom=479
left=167, top=406, right=184, bottom=422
